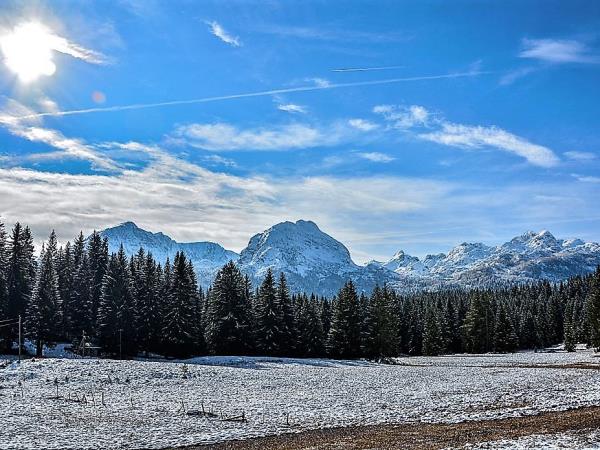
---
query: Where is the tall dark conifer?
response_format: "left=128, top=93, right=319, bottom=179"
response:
left=0, top=220, right=10, bottom=350
left=254, top=268, right=282, bottom=355
left=205, top=261, right=251, bottom=355
left=327, top=280, right=362, bottom=359
left=587, top=266, right=600, bottom=351
left=26, top=231, right=62, bottom=356
left=161, top=252, right=197, bottom=357
left=87, top=232, right=109, bottom=330
left=7, top=223, right=36, bottom=321
left=97, top=245, right=136, bottom=356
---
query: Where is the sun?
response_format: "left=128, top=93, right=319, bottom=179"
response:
left=0, top=22, right=57, bottom=83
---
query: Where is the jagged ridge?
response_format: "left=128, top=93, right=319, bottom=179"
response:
left=97, top=222, right=600, bottom=296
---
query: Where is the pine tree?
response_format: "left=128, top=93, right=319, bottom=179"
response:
left=462, top=292, right=492, bottom=353
left=304, top=295, right=325, bottom=356
left=132, top=249, right=161, bottom=356
left=187, top=259, right=205, bottom=353
left=97, top=245, right=136, bottom=357
left=327, top=280, right=362, bottom=359
left=586, top=266, right=600, bottom=351
left=70, top=250, right=92, bottom=340
left=406, top=301, right=424, bottom=355
left=422, top=305, right=444, bottom=356
left=56, top=241, right=74, bottom=340
left=363, top=286, right=398, bottom=359
left=7, top=223, right=36, bottom=321
left=254, top=268, right=282, bottom=355
left=87, top=232, right=108, bottom=330
left=0, top=220, right=10, bottom=351
left=26, top=231, right=62, bottom=356
left=493, top=303, right=518, bottom=353
left=276, top=272, right=295, bottom=354
left=205, top=261, right=251, bottom=355
left=160, top=252, right=197, bottom=357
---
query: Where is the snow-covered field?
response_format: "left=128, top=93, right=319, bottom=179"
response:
left=1, top=349, right=600, bottom=449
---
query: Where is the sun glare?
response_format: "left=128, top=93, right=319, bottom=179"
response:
left=0, top=22, right=57, bottom=83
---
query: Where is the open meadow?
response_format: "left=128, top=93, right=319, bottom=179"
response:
left=2, top=348, right=600, bottom=449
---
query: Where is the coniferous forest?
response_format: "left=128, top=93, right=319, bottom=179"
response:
left=1, top=221, right=600, bottom=359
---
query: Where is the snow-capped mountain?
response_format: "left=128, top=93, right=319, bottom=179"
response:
left=238, top=220, right=392, bottom=296
left=97, top=222, right=238, bottom=288
left=97, top=222, right=600, bottom=295
left=379, top=230, right=600, bottom=289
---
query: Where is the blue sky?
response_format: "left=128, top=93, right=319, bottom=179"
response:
left=0, top=0, right=599, bottom=263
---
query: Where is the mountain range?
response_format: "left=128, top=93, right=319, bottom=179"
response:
left=98, top=221, right=600, bottom=296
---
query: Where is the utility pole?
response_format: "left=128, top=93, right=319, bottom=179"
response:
left=18, top=315, right=21, bottom=363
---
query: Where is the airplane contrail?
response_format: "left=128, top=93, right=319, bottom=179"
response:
left=331, top=65, right=405, bottom=72
left=17, top=71, right=490, bottom=120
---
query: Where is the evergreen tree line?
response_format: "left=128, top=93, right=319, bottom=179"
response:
left=1, top=220, right=600, bottom=359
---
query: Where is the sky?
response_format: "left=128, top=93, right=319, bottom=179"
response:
left=0, top=0, right=599, bottom=263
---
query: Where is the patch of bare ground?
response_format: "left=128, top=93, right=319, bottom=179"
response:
left=178, top=406, right=600, bottom=450
left=394, top=362, right=600, bottom=370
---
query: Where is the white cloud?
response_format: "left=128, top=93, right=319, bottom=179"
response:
left=499, top=67, right=536, bottom=86
left=0, top=138, right=598, bottom=263
left=419, top=123, right=559, bottom=168
left=357, top=152, right=395, bottom=163
left=373, top=104, right=429, bottom=128
left=519, top=38, right=598, bottom=64
left=375, top=104, right=560, bottom=168
left=305, top=77, right=331, bottom=88
left=565, top=151, right=597, bottom=161
left=207, top=21, right=241, bottom=47
left=348, top=118, right=378, bottom=131
left=252, top=24, right=411, bottom=44
left=0, top=100, right=118, bottom=171
left=203, top=154, right=237, bottom=167
left=37, top=97, right=59, bottom=113
left=572, top=173, right=600, bottom=183
left=173, top=122, right=346, bottom=151
left=277, top=103, right=307, bottom=114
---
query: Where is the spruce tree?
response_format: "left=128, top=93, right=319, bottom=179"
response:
left=205, top=261, right=251, bottom=355
left=26, top=231, right=62, bottom=356
left=305, top=295, right=325, bottom=356
left=187, top=259, right=205, bottom=353
left=56, top=242, right=73, bottom=339
left=587, top=266, right=600, bottom=351
left=254, top=268, right=282, bottom=355
left=132, top=249, right=161, bottom=356
left=0, top=220, right=10, bottom=351
left=363, top=286, right=398, bottom=359
left=160, top=252, right=198, bottom=357
left=422, top=305, right=444, bottom=356
left=97, top=245, right=136, bottom=357
left=276, top=272, right=295, bottom=354
left=493, top=304, right=518, bottom=353
left=327, top=280, right=362, bottom=359
left=70, top=251, right=92, bottom=341
left=7, top=223, right=36, bottom=321
left=462, top=292, right=492, bottom=353
left=87, top=232, right=108, bottom=330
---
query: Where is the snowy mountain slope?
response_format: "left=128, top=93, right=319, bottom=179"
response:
left=97, top=222, right=238, bottom=288
left=379, top=230, right=600, bottom=289
left=97, top=222, right=600, bottom=295
left=238, top=220, right=394, bottom=296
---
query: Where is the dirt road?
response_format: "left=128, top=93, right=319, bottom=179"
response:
left=180, top=406, right=600, bottom=450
